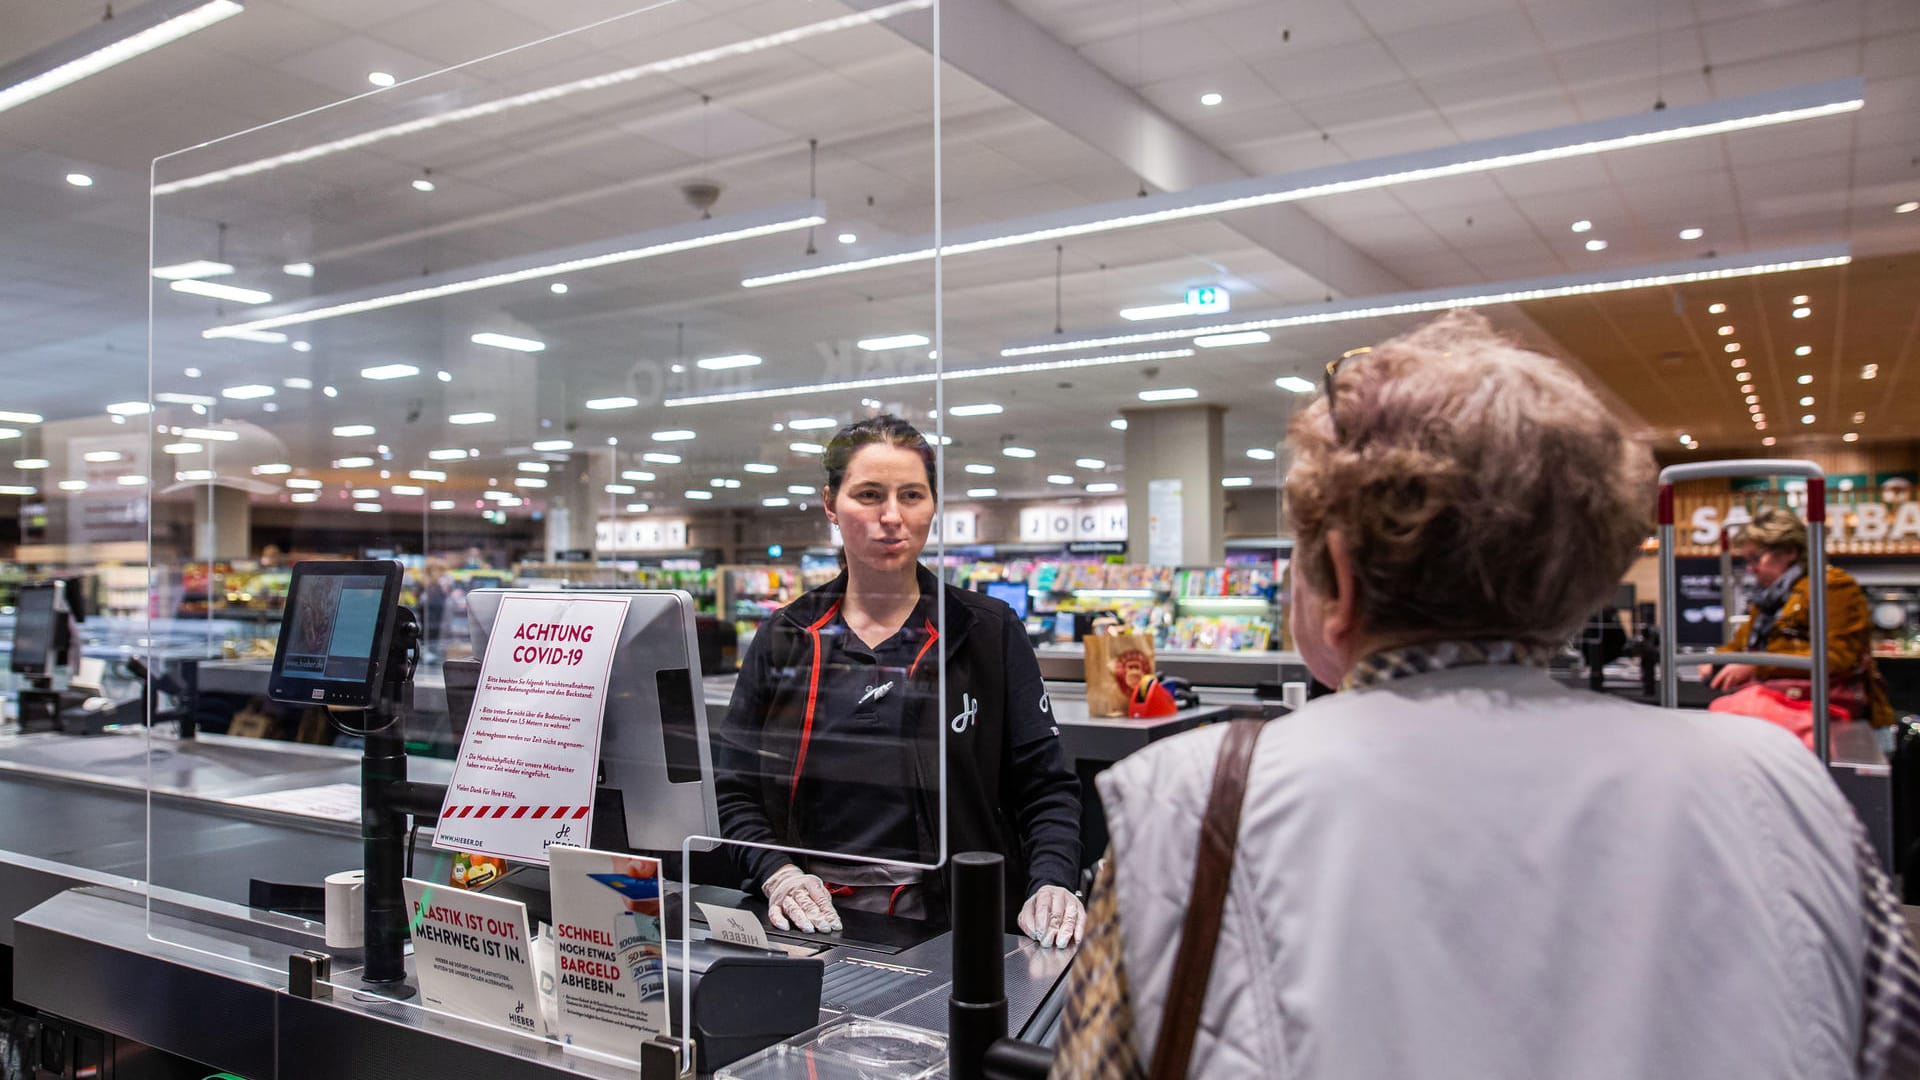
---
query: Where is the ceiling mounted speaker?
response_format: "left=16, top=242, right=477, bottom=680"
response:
left=683, top=180, right=722, bottom=219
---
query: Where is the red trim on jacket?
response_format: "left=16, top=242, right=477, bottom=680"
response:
left=908, top=618, right=940, bottom=679
left=788, top=601, right=842, bottom=807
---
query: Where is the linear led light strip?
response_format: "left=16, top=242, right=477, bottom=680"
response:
left=665, top=349, right=1193, bottom=408
left=201, top=201, right=823, bottom=339
left=0, top=0, right=243, bottom=116
left=999, top=245, right=1852, bottom=357
left=151, top=0, right=931, bottom=195
left=742, top=78, right=1863, bottom=289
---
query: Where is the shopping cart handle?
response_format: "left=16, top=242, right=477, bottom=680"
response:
left=1657, top=459, right=1826, bottom=484
left=1679, top=651, right=1815, bottom=670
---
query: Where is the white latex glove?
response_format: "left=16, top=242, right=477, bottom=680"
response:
left=1017, top=885, right=1084, bottom=949
left=761, top=864, right=843, bottom=934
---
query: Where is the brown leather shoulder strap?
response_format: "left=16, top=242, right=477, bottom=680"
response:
left=1149, top=719, right=1265, bottom=1080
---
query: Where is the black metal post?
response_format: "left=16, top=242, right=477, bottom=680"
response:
left=949, top=851, right=1008, bottom=1080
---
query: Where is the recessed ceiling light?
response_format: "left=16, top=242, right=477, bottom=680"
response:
left=284, top=262, right=314, bottom=277
left=428, top=448, right=469, bottom=461
left=323, top=385, right=338, bottom=397
left=332, top=424, right=375, bottom=437
left=221, top=384, right=274, bottom=400
left=1745, top=395, right=1758, bottom=404
left=1762, top=436, right=1776, bottom=445
left=1086, top=482, right=1119, bottom=494
left=1002, top=446, right=1037, bottom=458
left=104, top=401, right=151, bottom=416
left=368, top=71, right=396, bottom=87
left=1843, top=432, right=1859, bottom=442
left=967, top=488, right=998, bottom=498
left=685, top=490, right=714, bottom=500
left=517, top=462, right=550, bottom=474
left=603, top=484, right=638, bottom=496
left=1200, top=92, right=1223, bottom=106
left=1796, top=374, right=1813, bottom=384
left=1047, top=474, right=1074, bottom=485
left=965, top=463, right=995, bottom=475
left=449, top=412, right=495, bottom=425
left=1274, top=376, right=1316, bottom=393
left=1194, top=330, right=1271, bottom=348
left=1247, top=447, right=1276, bottom=460
left=837, top=233, right=857, bottom=245
left=1584, top=238, right=1608, bottom=252
left=744, top=463, right=778, bottom=474
left=625, top=502, right=651, bottom=513
left=531, top=439, right=573, bottom=452
left=697, top=353, right=762, bottom=370
left=1717, top=325, right=1734, bottom=336
left=251, top=463, right=291, bottom=475
left=622, top=470, right=656, bottom=482
left=81, top=450, right=121, bottom=463
left=1801, top=414, right=1816, bottom=424
left=1724, top=342, right=1741, bottom=353
left=1792, top=306, right=1811, bottom=318
left=1221, top=476, right=1253, bottom=487
left=1110, top=418, right=1129, bottom=430
left=948, top=403, right=1003, bottom=417
left=1800, top=396, right=1815, bottom=406
left=65, top=173, right=93, bottom=188
left=788, top=484, right=816, bottom=495
left=1861, top=364, right=1879, bottom=379
left=856, top=333, right=929, bottom=351
left=642, top=451, right=680, bottom=464
left=1708, top=302, right=1727, bottom=314
left=549, top=282, right=568, bottom=294
left=171, top=280, right=271, bottom=304
left=360, top=363, right=419, bottom=381
left=1852, top=411, right=1866, bottom=423
left=652, top=430, right=697, bottom=441
left=1139, top=387, right=1199, bottom=401
left=514, top=477, right=548, bottom=489
left=1679, top=227, right=1704, bottom=240
left=14, top=459, right=50, bottom=470
left=586, top=396, right=638, bottom=410
left=471, top=332, right=544, bottom=352
left=1076, top=458, right=1106, bottom=469
left=788, top=416, right=839, bottom=430
left=1736, top=372, right=1751, bottom=382
left=410, top=469, right=446, bottom=482
left=390, top=484, right=424, bottom=496
left=1570, top=220, right=1592, bottom=233
left=1730, top=357, right=1747, bottom=368
left=334, top=456, right=374, bottom=468
left=1749, top=404, right=1762, bottom=413
left=412, top=178, right=435, bottom=193
left=1897, top=201, right=1919, bottom=214
left=1792, top=294, right=1810, bottom=304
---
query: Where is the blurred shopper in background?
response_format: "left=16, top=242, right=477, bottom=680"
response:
left=1052, top=311, right=1920, bottom=1079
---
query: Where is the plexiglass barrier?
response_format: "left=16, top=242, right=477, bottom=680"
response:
left=145, top=0, right=949, bottom=1069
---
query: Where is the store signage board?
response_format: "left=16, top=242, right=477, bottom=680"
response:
left=1019, top=500, right=1127, bottom=543
left=402, top=877, right=544, bottom=1037
left=548, top=846, right=672, bottom=1056
left=1148, top=479, right=1184, bottom=566
left=433, top=594, right=629, bottom=865
left=931, top=509, right=977, bottom=544
left=596, top=518, right=689, bottom=552
left=1689, top=501, right=1920, bottom=549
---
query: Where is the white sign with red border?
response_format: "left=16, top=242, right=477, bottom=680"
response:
left=434, top=594, right=629, bottom=865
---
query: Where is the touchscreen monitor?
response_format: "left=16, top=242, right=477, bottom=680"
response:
left=9, top=583, right=61, bottom=676
left=268, top=560, right=404, bottom=708
left=984, top=581, right=1029, bottom=620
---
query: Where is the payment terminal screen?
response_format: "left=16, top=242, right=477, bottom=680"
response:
left=281, top=574, right=389, bottom=682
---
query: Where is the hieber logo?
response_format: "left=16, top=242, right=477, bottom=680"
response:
left=951, top=693, right=980, bottom=734
left=508, top=999, right=535, bottom=1030
left=543, top=822, right=574, bottom=850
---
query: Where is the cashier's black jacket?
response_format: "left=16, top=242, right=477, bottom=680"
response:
left=712, top=566, right=1081, bottom=915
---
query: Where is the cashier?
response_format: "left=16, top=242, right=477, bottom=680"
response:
left=713, top=414, right=1085, bottom=947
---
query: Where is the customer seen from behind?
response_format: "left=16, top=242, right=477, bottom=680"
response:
left=1051, top=311, right=1920, bottom=1079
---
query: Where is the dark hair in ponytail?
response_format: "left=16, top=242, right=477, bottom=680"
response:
left=823, top=414, right=937, bottom=501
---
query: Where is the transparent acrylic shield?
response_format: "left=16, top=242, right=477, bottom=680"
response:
left=146, top=0, right=947, bottom=1069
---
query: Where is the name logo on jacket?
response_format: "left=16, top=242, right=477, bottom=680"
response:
left=952, top=693, right=980, bottom=734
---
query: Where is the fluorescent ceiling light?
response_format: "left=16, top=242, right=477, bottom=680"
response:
left=151, top=260, right=233, bottom=280
left=967, top=488, right=998, bottom=498
left=948, top=403, right=1003, bottom=417
left=626, top=502, right=651, bottom=513
left=513, top=477, right=547, bottom=489
left=787, top=417, right=839, bottom=430
left=65, top=173, right=92, bottom=187
left=622, top=470, right=656, bottom=482
left=0, top=411, right=44, bottom=424
left=642, top=452, right=680, bottom=464
left=652, top=430, right=696, bottom=441
left=332, top=424, right=375, bottom=437
left=0, top=0, right=243, bottom=117
left=170, top=472, right=209, bottom=484
left=285, top=478, right=323, bottom=489
left=762, top=497, right=790, bottom=508
left=200, top=201, right=825, bottom=340
left=1222, top=476, right=1254, bottom=488
left=1076, top=458, right=1106, bottom=469
left=283, top=262, right=314, bottom=277
left=1194, top=330, right=1271, bottom=348
left=586, top=396, right=638, bottom=410
left=857, top=333, right=931, bottom=351
left=390, top=484, right=424, bottom=496
left=354, top=503, right=382, bottom=513
left=1247, top=447, right=1277, bottom=461
left=471, top=332, right=545, bottom=352
left=517, top=462, right=550, bottom=474
left=789, top=442, right=825, bottom=455
left=712, top=478, right=741, bottom=489
left=1086, top=482, right=1119, bottom=494
left=171, top=279, right=271, bottom=305
left=410, top=469, right=447, bottom=482
left=222, top=329, right=288, bottom=344
left=82, top=450, right=121, bottom=463
left=1140, top=387, right=1199, bottom=401
left=156, top=392, right=215, bottom=407
left=428, top=448, right=470, bottom=461
left=220, top=384, right=273, bottom=400
left=0, top=429, right=16, bottom=440
left=1003, top=246, right=1851, bottom=357
left=1275, top=376, right=1315, bottom=393
left=105, top=401, right=152, bottom=416
left=665, top=348, right=1194, bottom=408
left=743, top=80, right=1862, bottom=289
left=0, top=485, right=35, bottom=496
left=1679, top=227, right=1705, bottom=240
left=531, top=439, right=573, bottom=452
left=697, top=354, right=762, bottom=370
left=744, top=463, right=778, bottom=474
left=118, top=475, right=148, bottom=486
left=965, top=464, right=995, bottom=475
left=1002, top=446, right=1037, bottom=458
left=788, top=484, right=816, bottom=495
left=289, top=491, right=319, bottom=503
left=334, top=456, right=374, bottom=469
left=251, top=463, right=291, bottom=474
left=1048, top=474, right=1074, bottom=485
left=152, top=1, right=930, bottom=195
left=449, top=412, right=495, bottom=425
left=14, top=459, right=50, bottom=470
left=180, top=427, right=238, bottom=441
left=685, top=490, right=714, bottom=500
left=430, top=499, right=455, bottom=510
left=605, top=483, right=637, bottom=495
left=361, top=363, right=418, bottom=380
